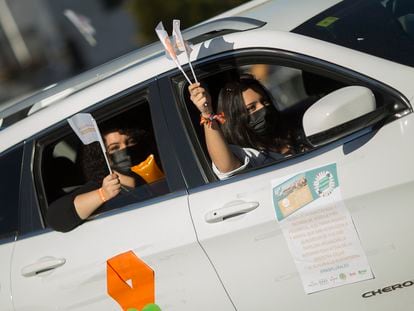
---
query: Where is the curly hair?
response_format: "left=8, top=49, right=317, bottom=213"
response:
left=79, top=126, right=155, bottom=182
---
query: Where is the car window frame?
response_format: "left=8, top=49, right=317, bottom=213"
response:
left=24, top=78, right=186, bottom=234
left=167, top=48, right=411, bottom=189
left=0, top=143, right=24, bottom=239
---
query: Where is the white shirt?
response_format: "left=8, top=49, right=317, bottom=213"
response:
left=212, top=145, right=284, bottom=180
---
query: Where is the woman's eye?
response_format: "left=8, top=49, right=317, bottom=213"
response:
left=108, top=146, right=120, bottom=153
left=247, top=105, right=256, bottom=113
left=127, top=139, right=137, bottom=146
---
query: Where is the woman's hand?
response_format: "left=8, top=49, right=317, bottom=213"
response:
left=188, top=83, right=213, bottom=116
left=74, top=173, right=121, bottom=220
left=188, top=83, right=242, bottom=174
left=101, top=173, right=121, bottom=201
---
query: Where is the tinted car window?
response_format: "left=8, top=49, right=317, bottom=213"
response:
left=0, top=144, right=23, bottom=237
left=38, top=95, right=170, bottom=232
left=177, top=53, right=407, bottom=182
left=293, top=0, right=414, bottom=67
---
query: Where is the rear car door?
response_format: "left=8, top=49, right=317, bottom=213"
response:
left=10, top=81, right=234, bottom=310
left=168, top=30, right=414, bottom=310
left=0, top=144, right=23, bottom=311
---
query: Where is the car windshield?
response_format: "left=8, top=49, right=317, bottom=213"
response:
left=292, top=0, right=414, bottom=68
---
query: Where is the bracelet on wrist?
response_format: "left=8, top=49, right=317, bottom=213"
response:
left=200, top=112, right=226, bottom=127
left=98, top=188, right=107, bottom=203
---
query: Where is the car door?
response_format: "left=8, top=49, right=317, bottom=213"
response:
left=168, top=31, right=414, bottom=310
left=0, top=144, right=23, bottom=311
left=10, top=82, right=234, bottom=311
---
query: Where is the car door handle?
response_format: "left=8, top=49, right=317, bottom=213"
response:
left=21, top=257, right=66, bottom=277
left=205, top=200, right=259, bottom=223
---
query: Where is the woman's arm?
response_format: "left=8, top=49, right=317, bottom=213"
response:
left=74, top=173, right=121, bottom=220
left=189, top=83, right=241, bottom=173
left=47, top=173, right=122, bottom=232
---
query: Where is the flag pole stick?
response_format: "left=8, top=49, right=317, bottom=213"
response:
left=93, top=120, right=113, bottom=175
left=188, top=61, right=198, bottom=84
left=173, top=59, right=192, bottom=84
left=100, top=143, right=113, bottom=175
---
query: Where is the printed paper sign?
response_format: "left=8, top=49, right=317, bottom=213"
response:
left=272, top=163, right=373, bottom=294
left=273, top=164, right=338, bottom=221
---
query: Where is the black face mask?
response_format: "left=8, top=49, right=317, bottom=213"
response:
left=248, top=104, right=278, bottom=136
left=109, top=144, right=146, bottom=175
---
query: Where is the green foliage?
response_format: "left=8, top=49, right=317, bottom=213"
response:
left=126, top=0, right=249, bottom=44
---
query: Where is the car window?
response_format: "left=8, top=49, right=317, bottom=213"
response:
left=177, top=53, right=408, bottom=182
left=292, top=0, right=414, bottom=68
left=0, top=144, right=23, bottom=238
left=36, top=92, right=171, bottom=230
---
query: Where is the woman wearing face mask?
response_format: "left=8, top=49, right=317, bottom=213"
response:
left=188, top=75, right=295, bottom=180
left=47, top=126, right=162, bottom=232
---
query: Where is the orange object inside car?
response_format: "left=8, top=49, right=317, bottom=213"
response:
left=131, top=154, right=164, bottom=183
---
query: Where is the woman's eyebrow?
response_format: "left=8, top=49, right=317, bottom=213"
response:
left=107, top=142, right=119, bottom=148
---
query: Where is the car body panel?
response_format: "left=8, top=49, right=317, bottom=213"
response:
left=1, top=0, right=414, bottom=310
left=0, top=240, right=15, bottom=311
left=11, top=194, right=234, bottom=310
left=188, top=113, right=414, bottom=310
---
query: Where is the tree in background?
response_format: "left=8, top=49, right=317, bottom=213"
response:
left=126, top=0, right=249, bottom=44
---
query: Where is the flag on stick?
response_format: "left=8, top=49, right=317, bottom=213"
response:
left=67, top=113, right=112, bottom=174
left=155, top=22, right=192, bottom=84
left=173, top=19, right=198, bottom=83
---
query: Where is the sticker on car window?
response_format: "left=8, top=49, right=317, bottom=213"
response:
left=107, top=250, right=162, bottom=310
left=316, top=16, right=339, bottom=28
left=271, top=163, right=374, bottom=294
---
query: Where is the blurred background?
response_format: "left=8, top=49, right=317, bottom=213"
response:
left=0, top=0, right=248, bottom=107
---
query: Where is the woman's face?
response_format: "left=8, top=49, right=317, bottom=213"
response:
left=242, top=88, right=266, bottom=114
left=104, top=131, right=137, bottom=154
left=104, top=130, right=145, bottom=175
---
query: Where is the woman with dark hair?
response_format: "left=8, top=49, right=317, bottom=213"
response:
left=188, top=75, right=294, bottom=180
left=47, top=126, right=163, bottom=232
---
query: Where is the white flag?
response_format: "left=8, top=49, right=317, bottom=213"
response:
left=155, top=21, right=177, bottom=60
left=155, top=21, right=192, bottom=84
left=173, top=19, right=198, bottom=83
left=67, top=113, right=112, bottom=173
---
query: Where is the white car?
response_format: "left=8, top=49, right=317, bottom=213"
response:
left=1, top=0, right=414, bottom=310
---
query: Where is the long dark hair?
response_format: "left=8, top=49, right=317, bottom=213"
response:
left=217, top=75, right=290, bottom=154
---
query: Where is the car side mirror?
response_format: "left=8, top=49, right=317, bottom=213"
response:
left=302, top=86, right=376, bottom=147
